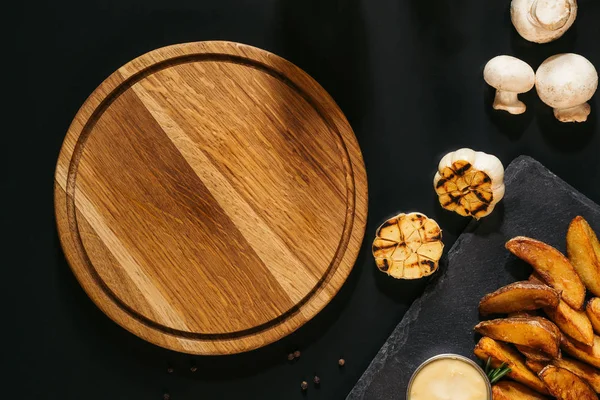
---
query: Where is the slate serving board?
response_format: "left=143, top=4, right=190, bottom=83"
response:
left=348, top=155, right=600, bottom=400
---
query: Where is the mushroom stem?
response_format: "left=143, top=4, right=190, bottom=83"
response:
left=493, top=90, right=527, bottom=115
left=553, top=103, right=591, bottom=122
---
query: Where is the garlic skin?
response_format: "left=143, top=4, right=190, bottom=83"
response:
left=434, top=149, right=505, bottom=219
left=511, top=0, right=577, bottom=43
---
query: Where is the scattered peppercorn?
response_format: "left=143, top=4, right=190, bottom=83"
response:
left=287, top=353, right=295, bottom=361
left=190, top=362, right=197, bottom=372
left=313, top=375, right=321, bottom=385
left=338, top=358, right=345, bottom=367
left=300, top=381, right=308, bottom=391
left=294, top=350, right=301, bottom=358
left=163, top=393, right=171, bottom=400
left=166, top=366, right=174, bottom=374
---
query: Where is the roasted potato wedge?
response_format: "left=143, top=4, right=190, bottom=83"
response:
left=525, top=359, right=547, bottom=374
left=517, top=344, right=553, bottom=362
left=545, top=299, right=594, bottom=346
left=587, top=298, right=600, bottom=335
left=474, top=337, right=549, bottom=394
left=552, top=357, right=600, bottom=393
left=567, top=216, right=600, bottom=296
left=561, top=334, right=600, bottom=369
left=506, top=236, right=585, bottom=309
left=475, top=317, right=561, bottom=357
left=492, top=381, right=549, bottom=400
left=538, top=365, right=598, bottom=400
left=479, top=281, right=560, bottom=316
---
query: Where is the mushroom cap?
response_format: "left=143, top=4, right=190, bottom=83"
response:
left=536, top=53, right=599, bottom=108
left=511, top=0, right=577, bottom=43
left=484, top=56, right=535, bottom=93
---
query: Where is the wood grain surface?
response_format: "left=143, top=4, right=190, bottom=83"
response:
left=54, top=41, right=368, bottom=355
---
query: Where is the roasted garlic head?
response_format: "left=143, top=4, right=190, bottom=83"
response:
left=373, top=212, right=444, bottom=279
left=434, top=149, right=505, bottom=219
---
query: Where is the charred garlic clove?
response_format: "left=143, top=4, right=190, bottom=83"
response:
left=484, top=56, right=535, bottom=115
left=372, top=212, right=443, bottom=280
left=434, top=149, right=505, bottom=219
left=535, top=53, right=598, bottom=123
left=511, top=0, right=577, bottom=43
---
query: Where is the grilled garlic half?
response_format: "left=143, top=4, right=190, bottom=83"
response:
left=433, top=149, right=505, bottom=219
left=373, top=212, right=444, bottom=279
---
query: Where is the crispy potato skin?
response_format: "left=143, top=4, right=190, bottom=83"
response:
left=538, top=365, right=598, bottom=400
left=529, top=272, right=545, bottom=285
left=510, top=310, right=541, bottom=318
left=526, top=359, right=548, bottom=374
left=561, top=334, right=600, bottom=369
left=479, top=281, right=560, bottom=316
left=492, top=381, right=549, bottom=400
left=588, top=298, right=600, bottom=335
left=475, top=317, right=561, bottom=358
left=475, top=337, right=549, bottom=394
left=552, top=357, right=600, bottom=393
left=517, top=344, right=553, bottom=362
left=545, top=299, right=594, bottom=346
left=506, top=237, right=585, bottom=310
left=567, top=217, right=600, bottom=296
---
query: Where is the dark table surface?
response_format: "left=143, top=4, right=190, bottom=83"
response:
left=7, top=0, right=600, bottom=399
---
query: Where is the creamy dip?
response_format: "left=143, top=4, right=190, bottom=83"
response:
left=409, top=358, right=488, bottom=400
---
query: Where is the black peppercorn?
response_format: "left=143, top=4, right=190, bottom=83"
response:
left=300, top=381, right=308, bottom=391
left=287, top=353, right=295, bottom=361
left=294, top=350, right=301, bottom=358
left=167, top=366, right=174, bottom=374
left=163, top=393, right=171, bottom=400
left=313, top=375, right=321, bottom=385
left=190, top=361, right=197, bottom=372
left=338, top=358, right=345, bottom=367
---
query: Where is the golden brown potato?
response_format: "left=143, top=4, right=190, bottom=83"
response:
left=517, top=344, right=553, bottom=362
left=510, top=310, right=542, bottom=319
left=545, top=299, right=594, bottom=346
left=506, top=237, right=586, bottom=309
left=587, top=298, right=600, bottom=335
left=529, top=272, right=546, bottom=285
left=567, top=216, right=600, bottom=296
left=474, top=337, right=549, bottom=394
left=561, top=334, right=600, bottom=369
left=552, top=357, right=600, bottom=393
left=492, top=381, right=549, bottom=400
left=479, top=281, right=560, bottom=316
left=538, top=365, right=598, bottom=400
left=525, top=359, right=547, bottom=374
left=475, top=317, right=561, bottom=357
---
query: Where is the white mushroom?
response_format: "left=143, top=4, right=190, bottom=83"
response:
left=511, top=0, right=577, bottom=43
left=536, top=53, right=598, bottom=122
left=484, top=56, right=535, bottom=115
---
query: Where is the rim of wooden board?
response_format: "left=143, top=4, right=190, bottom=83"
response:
left=54, top=41, right=368, bottom=355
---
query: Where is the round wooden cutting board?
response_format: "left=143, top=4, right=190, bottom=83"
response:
left=54, top=41, right=368, bottom=355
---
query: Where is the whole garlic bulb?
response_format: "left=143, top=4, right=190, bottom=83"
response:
left=433, top=149, right=505, bottom=219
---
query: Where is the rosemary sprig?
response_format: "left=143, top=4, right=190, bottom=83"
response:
left=484, top=357, right=512, bottom=384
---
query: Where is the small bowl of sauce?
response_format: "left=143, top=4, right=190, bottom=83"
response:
left=407, top=354, right=491, bottom=400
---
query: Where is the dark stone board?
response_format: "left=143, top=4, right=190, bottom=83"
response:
left=348, top=155, right=600, bottom=400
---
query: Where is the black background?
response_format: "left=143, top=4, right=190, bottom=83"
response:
left=6, top=0, right=600, bottom=399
